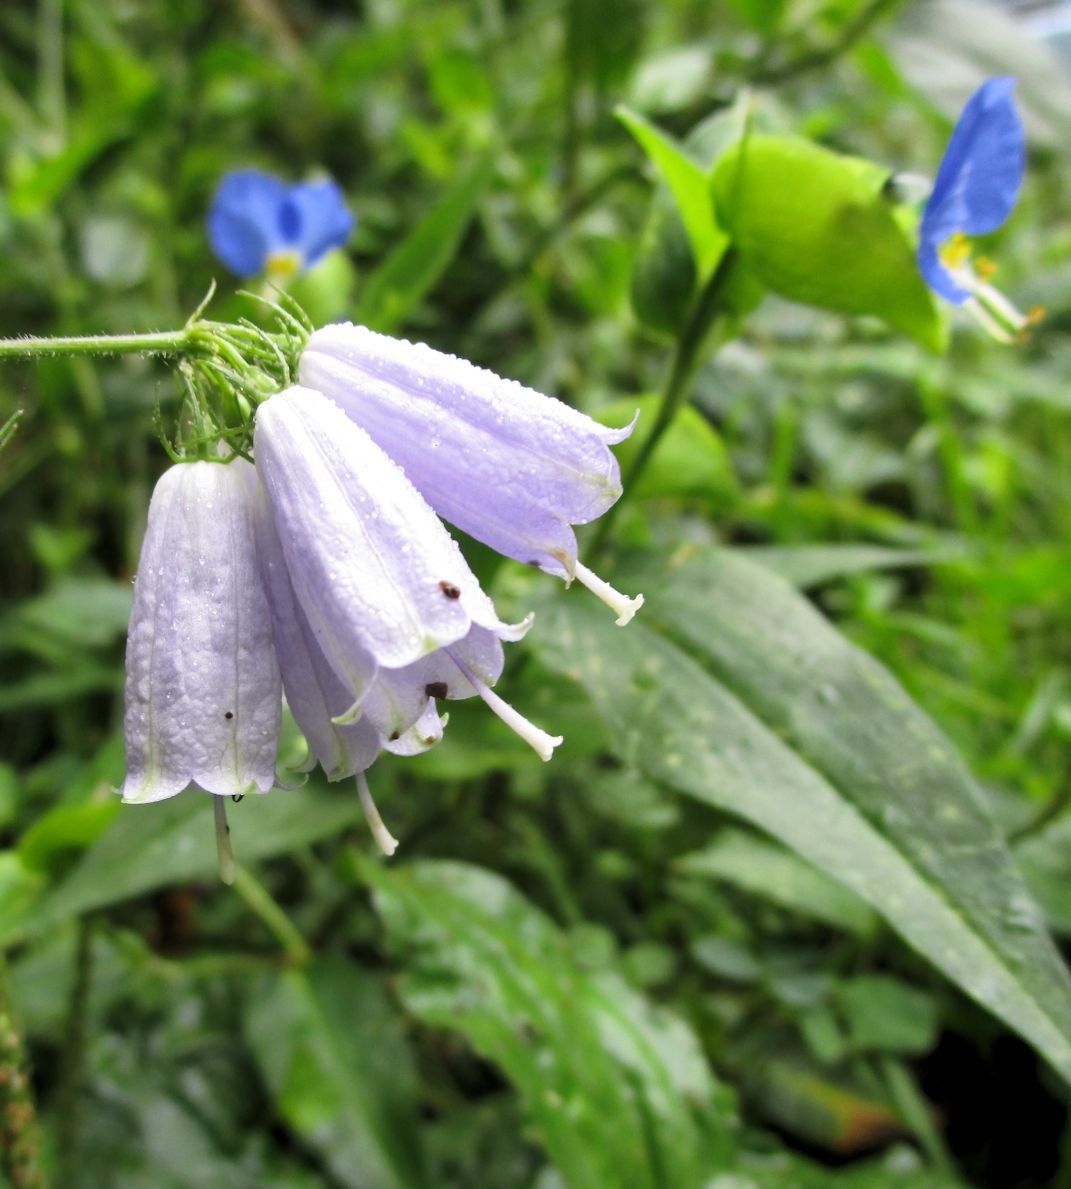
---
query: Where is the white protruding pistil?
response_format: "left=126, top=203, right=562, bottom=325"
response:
left=573, top=561, right=644, bottom=626
left=447, top=648, right=563, bottom=762
left=357, top=771, right=399, bottom=856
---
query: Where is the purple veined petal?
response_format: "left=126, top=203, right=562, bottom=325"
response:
left=253, top=482, right=381, bottom=781
left=298, top=323, right=635, bottom=579
left=255, top=386, right=529, bottom=673
left=121, top=460, right=281, bottom=804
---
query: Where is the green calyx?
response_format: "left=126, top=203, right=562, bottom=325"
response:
left=169, top=289, right=312, bottom=463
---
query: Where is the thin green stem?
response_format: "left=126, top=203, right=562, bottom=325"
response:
left=590, top=251, right=736, bottom=555
left=0, top=329, right=193, bottom=360
left=231, top=866, right=311, bottom=966
left=878, top=1055, right=957, bottom=1177
left=55, top=917, right=94, bottom=1188
left=38, top=0, right=66, bottom=141
left=750, top=0, right=900, bottom=86
left=1009, top=782, right=1071, bottom=846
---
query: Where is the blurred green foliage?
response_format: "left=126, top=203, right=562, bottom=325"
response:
left=1, top=0, right=1071, bottom=1186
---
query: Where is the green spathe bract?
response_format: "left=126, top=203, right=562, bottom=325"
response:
left=712, top=134, right=947, bottom=352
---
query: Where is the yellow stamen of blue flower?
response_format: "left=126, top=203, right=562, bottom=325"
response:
left=939, top=232, right=972, bottom=271
left=266, top=249, right=304, bottom=279
left=938, top=232, right=1027, bottom=344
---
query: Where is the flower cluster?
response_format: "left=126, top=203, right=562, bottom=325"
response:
left=916, top=76, right=1032, bottom=341
left=120, top=323, right=642, bottom=853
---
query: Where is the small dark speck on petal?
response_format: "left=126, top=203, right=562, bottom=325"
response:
left=425, top=682, right=448, bottom=699
left=224, top=711, right=234, bottom=720
left=389, top=730, right=401, bottom=741
left=438, top=580, right=461, bottom=599
left=526, top=560, right=540, bottom=567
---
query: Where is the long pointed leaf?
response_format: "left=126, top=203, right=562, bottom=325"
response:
left=532, top=548, right=1071, bottom=1082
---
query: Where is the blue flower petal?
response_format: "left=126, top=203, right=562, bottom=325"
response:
left=279, top=180, right=355, bottom=269
left=207, top=169, right=292, bottom=277
left=917, top=77, right=1025, bottom=305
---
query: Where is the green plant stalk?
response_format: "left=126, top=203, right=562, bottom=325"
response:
left=231, top=866, right=312, bottom=967
left=55, top=917, right=94, bottom=1188
left=0, top=957, right=48, bottom=1189
left=879, top=1055, right=957, bottom=1177
left=0, top=329, right=192, bottom=359
left=591, top=251, right=736, bottom=555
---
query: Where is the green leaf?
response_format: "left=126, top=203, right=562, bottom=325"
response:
left=677, top=829, right=877, bottom=936
left=629, top=188, right=698, bottom=337
left=836, top=975, right=939, bottom=1056
left=737, top=543, right=966, bottom=589
left=712, top=135, right=946, bottom=351
left=361, top=857, right=731, bottom=1189
left=530, top=547, right=1071, bottom=1084
left=616, top=105, right=727, bottom=281
left=3, top=781, right=363, bottom=944
left=597, top=394, right=737, bottom=508
left=0, top=577, right=132, bottom=656
left=247, top=958, right=425, bottom=1189
left=18, top=800, right=120, bottom=875
left=356, top=151, right=495, bottom=333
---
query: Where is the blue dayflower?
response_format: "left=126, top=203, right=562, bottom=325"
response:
left=917, top=77, right=1030, bottom=340
left=207, top=169, right=355, bottom=279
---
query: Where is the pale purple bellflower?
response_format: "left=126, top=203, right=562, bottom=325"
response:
left=299, top=323, right=644, bottom=625
left=122, top=320, right=642, bottom=856
left=207, top=169, right=354, bottom=280
left=915, top=77, right=1031, bottom=341
left=121, top=459, right=280, bottom=805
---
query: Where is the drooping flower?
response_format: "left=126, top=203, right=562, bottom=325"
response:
left=254, top=386, right=561, bottom=770
left=916, top=77, right=1030, bottom=341
left=121, top=459, right=281, bottom=804
left=298, top=323, right=644, bottom=625
left=207, top=169, right=354, bottom=280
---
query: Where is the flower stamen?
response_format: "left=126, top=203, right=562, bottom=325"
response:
left=446, top=647, right=562, bottom=761
left=357, top=770, right=399, bottom=856
left=266, top=249, right=304, bottom=280
left=572, top=561, right=644, bottom=626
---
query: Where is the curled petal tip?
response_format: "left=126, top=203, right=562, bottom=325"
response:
left=502, top=611, right=535, bottom=641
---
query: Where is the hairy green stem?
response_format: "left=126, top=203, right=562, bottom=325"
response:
left=0, top=329, right=192, bottom=360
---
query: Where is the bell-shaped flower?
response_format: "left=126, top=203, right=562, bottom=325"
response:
left=255, top=386, right=560, bottom=765
left=917, top=77, right=1030, bottom=341
left=121, top=459, right=281, bottom=804
left=207, top=169, right=354, bottom=280
left=298, top=323, right=643, bottom=625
